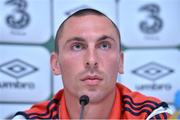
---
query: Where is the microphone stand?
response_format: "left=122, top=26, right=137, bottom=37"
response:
left=79, top=95, right=89, bottom=120
left=80, top=101, right=86, bottom=120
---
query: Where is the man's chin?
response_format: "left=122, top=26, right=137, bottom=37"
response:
left=79, top=91, right=104, bottom=104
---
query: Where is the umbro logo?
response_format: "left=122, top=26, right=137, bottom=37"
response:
left=132, top=62, right=174, bottom=81
left=0, top=59, right=38, bottom=79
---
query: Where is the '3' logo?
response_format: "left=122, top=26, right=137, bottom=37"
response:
left=139, top=4, right=163, bottom=34
left=5, top=0, right=30, bottom=29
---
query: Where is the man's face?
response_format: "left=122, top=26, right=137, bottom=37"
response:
left=51, top=14, right=123, bottom=103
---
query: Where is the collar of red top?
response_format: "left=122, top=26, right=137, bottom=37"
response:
left=59, top=86, right=120, bottom=119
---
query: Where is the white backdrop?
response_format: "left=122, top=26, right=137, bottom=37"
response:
left=0, top=0, right=180, bottom=118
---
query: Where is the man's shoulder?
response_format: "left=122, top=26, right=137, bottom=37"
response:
left=116, top=83, right=173, bottom=119
left=12, top=89, right=64, bottom=119
left=116, top=82, right=162, bottom=103
left=12, top=99, right=59, bottom=119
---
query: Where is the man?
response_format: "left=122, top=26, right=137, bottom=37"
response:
left=13, top=8, right=173, bottom=119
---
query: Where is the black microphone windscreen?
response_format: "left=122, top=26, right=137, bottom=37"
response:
left=79, top=95, right=89, bottom=106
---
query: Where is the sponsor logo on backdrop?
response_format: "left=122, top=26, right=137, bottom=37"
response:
left=139, top=3, right=163, bottom=40
left=65, top=5, right=90, bottom=16
left=132, top=62, right=174, bottom=91
left=5, top=0, right=30, bottom=35
left=0, top=59, right=38, bottom=89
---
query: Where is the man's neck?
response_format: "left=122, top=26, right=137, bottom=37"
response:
left=64, top=89, right=116, bottom=119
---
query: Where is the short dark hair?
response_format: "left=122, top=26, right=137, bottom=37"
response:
left=54, top=8, right=121, bottom=53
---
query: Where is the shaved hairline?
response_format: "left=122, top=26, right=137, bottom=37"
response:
left=54, top=9, right=121, bottom=53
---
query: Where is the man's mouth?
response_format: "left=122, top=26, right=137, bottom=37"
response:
left=81, top=75, right=103, bottom=86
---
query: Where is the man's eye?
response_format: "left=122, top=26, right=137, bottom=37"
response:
left=71, top=43, right=84, bottom=51
left=99, top=42, right=111, bottom=50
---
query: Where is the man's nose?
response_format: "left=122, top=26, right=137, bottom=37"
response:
left=84, top=49, right=98, bottom=69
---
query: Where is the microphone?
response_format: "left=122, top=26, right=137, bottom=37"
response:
left=79, top=95, right=89, bottom=119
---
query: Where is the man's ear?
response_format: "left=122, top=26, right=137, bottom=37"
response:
left=50, top=52, right=61, bottom=75
left=118, top=52, right=124, bottom=74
